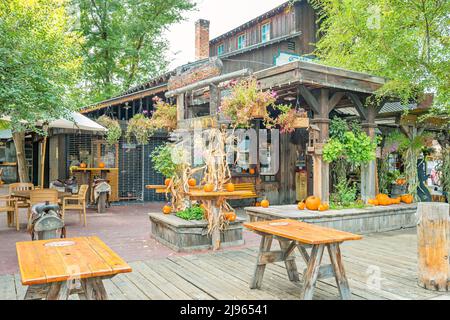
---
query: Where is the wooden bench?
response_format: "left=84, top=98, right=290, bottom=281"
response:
left=232, top=183, right=258, bottom=204
left=244, top=219, right=362, bottom=300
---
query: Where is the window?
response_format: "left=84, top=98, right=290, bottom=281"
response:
left=261, top=23, right=271, bottom=42
left=237, top=34, right=246, bottom=49
left=217, top=43, right=224, bottom=55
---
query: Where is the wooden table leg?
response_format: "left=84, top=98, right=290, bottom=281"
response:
left=46, top=281, right=70, bottom=300
left=81, top=277, right=108, bottom=300
left=327, top=243, right=352, bottom=300
left=300, top=244, right=325, bottom=300
left=278, top=240, right=299, bottom=282
left=250, top=234, right=273, bottom=289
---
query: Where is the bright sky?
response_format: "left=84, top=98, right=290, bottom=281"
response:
left=164, top=0, right=287, bottom=69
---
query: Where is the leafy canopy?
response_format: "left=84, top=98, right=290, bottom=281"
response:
left=0, top=0, right=83, bottom=132
left=310, top=0, right=449, bottom=117
left=73, top=0, right=195, bottom=104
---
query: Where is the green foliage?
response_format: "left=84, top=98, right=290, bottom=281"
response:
left=126, top=114, right=153, bottom=145
left=150, top=144, right=177, bottom=178
left=72, top=0, right=195, bottom=103
left=384, top=131, right=434, bottom=199
left=0, top=0, right=83, bottom=132
left=437, top=147, right=450, bottom=196
left=97, top=116, right=122, bottom=145
left=323, top=132, right=377, bottom=165
left=330, top=178, right=358, bottom=207
left=176, top=205, right=205, bottom=221
left=309, top=0, right=450, bottom=118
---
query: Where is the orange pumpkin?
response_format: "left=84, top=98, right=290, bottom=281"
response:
left=392, top=197, right=401, bottom=205
left=305, top=196, right=321, bottom=211
left=98, top=162, right=106, bottom=169
left=261, top=199, right=270, bottom=208
left=225, top=211, right=237, bottom=222
left=226, top=183, right=235, bottom=192
left=378, top=197, right=391, bottom=206
left=401, top=194, right=414, bottom=204
left=188, top=178, right=197, bottom=187
left=162, top=205, right=172, bottom=215
left=368, top=199, right=379, bottom=206
left=203, top=184, right=214, bottom=192
left=376, top=194, right=389, bottom=201
left=255, top=202, right=261, bottom=207
left=298, top=201, right=306, bottom=210
left=165, top=178, right=172, bottom=187
left=79, top=162, right=87, bottom=169
left=318, top=203, right=329, bottom=211
left=249, top=168, right=256, bottom=175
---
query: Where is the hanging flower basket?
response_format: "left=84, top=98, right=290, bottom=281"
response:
left=293, top=116, right=309, bottom=128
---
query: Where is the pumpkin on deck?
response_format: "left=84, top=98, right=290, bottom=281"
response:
left=401, top=194, right=414, bottom=204
left=225, top=211, right=237, bottom=222
left=79, top=163, right=87, bottom=169
left=298, top=201, right=306, bottom=210
left=305, top=196, right=321, bottom=211
left=203, top=184, right=214, bottom=192
left=188, top=178, right=197, bottom=187
left=261, top=199, right=270, bottom=208
left=164, top=178, right=172, bottom=187
left=162, top=206, right=172, bottom=215
left=255, top=202, right=261, bottom=207
left=368, top=199, right=379, bottom=206
left=98, top=162, right=106, bottom=169
left=318, top=203, right=329, bottom=211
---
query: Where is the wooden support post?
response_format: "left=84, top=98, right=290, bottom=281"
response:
left=250, top=235, right=273, bottom=289
left=417, top=202, right=450, bottom=292
left=176, top=93, right=185, bottom=125
left=209, top=84, right=220, bottom=116
left=278, top=240, right=300, bottom=282
left=211, top=204, right=221, bottom=251
left=300, top=244, right=325, bottom=300
left=327, top=243, right=352, bottom=299
left=81, top=278, right=108, bottom=300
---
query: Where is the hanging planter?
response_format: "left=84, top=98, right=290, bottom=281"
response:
left=96, top=115, right=122, bottom=146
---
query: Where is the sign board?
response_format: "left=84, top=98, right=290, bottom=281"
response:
left=178, top=116, right=219, bottom=130
left=274, top=52, right=316, bottom=67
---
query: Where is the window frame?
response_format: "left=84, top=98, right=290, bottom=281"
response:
left=217, top=43, right=225, bottom=55
left=237, top=33, right=247, bottom=50
left=261, top=22, right=271, bottom=43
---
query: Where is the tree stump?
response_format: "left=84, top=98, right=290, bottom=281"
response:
left=416, top=202, right=449, bottom=291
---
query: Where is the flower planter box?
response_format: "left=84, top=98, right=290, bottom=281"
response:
left=293, top=117, right=309, bottom=128
left=148, top=212, right=244, bottom=252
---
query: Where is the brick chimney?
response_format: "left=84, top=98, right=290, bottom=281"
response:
left=195, top=19, right=210, bottom=60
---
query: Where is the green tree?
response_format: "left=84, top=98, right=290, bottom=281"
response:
left=0, top=0, right=83, bottom=182
left=310, top=0, right=449, bottom=118
left=73, top=0, right=195, bottom=103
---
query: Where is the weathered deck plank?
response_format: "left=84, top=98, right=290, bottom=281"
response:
left=2, top=229, right=449, bottom=300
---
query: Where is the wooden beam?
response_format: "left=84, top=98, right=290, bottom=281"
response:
left=347, top=93, right=367, bottom=120
left=328, top=92, right=345, bottom=113
left=299, top=85, right=320, bottom=114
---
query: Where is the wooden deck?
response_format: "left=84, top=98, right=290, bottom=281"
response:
left=1, top=228, right=449, bottom=300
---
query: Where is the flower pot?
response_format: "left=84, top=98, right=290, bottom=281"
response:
left=293, top=116, right=309, bottom=128
left=251, top=107, right=266, bottom=119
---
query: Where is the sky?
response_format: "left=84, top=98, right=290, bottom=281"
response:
left=164, top=0, right=287, bottom=69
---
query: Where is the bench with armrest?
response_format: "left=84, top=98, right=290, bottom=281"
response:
left=232, top=183, right=259, bottom=204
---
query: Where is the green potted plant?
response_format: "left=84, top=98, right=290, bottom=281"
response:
left=220, top=77, right=277, bottom=128
left=97, top=115, right=122, bottom=145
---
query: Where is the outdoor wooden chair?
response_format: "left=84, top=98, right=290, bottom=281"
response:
left=233, top=183, right=259, bottom=204
left=27, top=189, right=59, bottom=225
left=0, top=195, right=19, bottom=231
left=62, top=185, right=88, bottom=227
left=9, top=182, right=34, bottom=210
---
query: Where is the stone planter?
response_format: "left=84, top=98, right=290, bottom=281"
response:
left=148, top=212, right=244, bottom=252
left=245, top=203, right=418, bottom=235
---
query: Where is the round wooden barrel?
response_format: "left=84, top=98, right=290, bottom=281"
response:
left=416, top=202, right=449, bottom=291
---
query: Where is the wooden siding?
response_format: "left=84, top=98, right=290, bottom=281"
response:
left=210, top=4, right=299, bottom=56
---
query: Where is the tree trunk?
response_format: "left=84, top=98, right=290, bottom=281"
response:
left=417, top=202, right=450, bottom=292
left=12, top=131, right=30, bottom=183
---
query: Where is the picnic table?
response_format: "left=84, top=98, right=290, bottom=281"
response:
left=187, top=190, right=254, bottom=250
left=244, top=219, right=362, bottom=300
left=16, top=236, right=132, bottom=300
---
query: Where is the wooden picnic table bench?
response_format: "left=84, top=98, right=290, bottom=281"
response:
left=244, top=219, right=362, bottom=300
left=16, top=236, right=132, bottom=300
